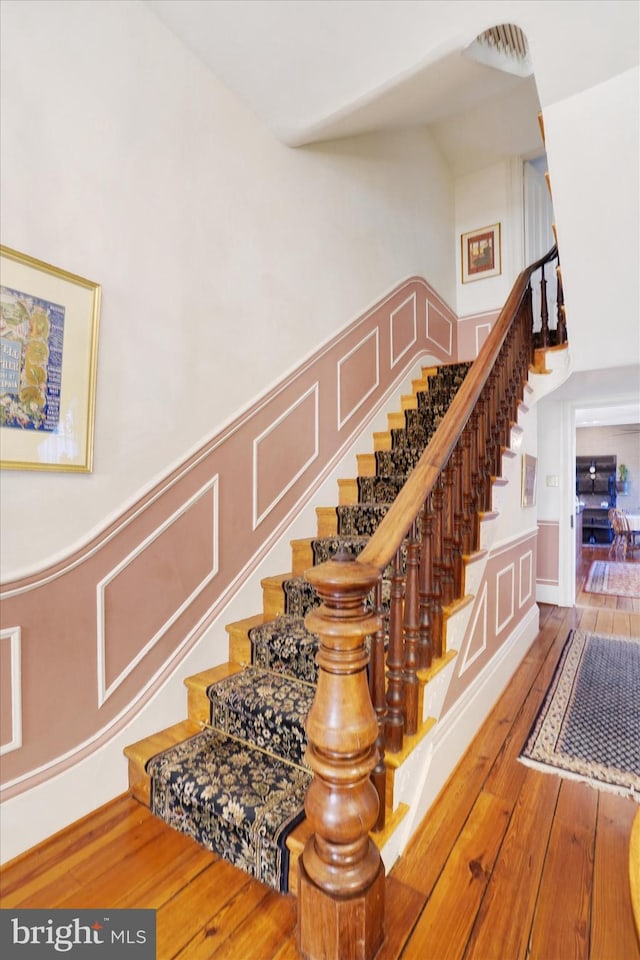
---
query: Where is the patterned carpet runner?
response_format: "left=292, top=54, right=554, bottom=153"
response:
left=148, top=729, right=311, bottom=893
left=145, top=362, right=471, bottom=891
left=519, top=629, right=640, bottom=799
left=583, top=560, right=640, bottom=598
left=208, top=667, right=315, bottom=767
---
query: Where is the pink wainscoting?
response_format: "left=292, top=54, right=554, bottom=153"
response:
left=0, top=276, right=459, bottom=799
left=442, top=531, right=537, bottom=712
left=456, top=310, right=501, bottom=362
left=536, top=520, right=560, bottom=586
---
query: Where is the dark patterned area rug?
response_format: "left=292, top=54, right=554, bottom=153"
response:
left=583, top=561, right=640, bottom=598
left=519, top=629, right=640, bottom=800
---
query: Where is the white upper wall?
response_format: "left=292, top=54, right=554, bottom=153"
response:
left=143, top=1, right=639, bottom=145
left=544, top=66, right=640, bottom=373
left=454, top=159, right=524, bottom=317
left=0, top=0, right=455, bottom=579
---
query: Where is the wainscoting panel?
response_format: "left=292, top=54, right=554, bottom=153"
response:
left=443, top=531, right=537, bottom=713
left=0, top=627, right=22, bottom=755
left=337, top=329, right=379, bottom=429
left=390, top=293, right=417, bottom=369
left=98, top=479, right=219, bottom=706
left=253, top=385, right=319, bottom=527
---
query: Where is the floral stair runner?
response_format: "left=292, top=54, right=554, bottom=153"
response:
left=145, top=362, right=470, bottom=892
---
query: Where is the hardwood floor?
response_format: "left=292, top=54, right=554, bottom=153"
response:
left=2, top=547, right=639, bottom=959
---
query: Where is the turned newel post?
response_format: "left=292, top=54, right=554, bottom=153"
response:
left=298, top=550, right=385, bottom=960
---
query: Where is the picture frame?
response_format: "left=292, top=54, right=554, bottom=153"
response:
left=1, top=245, right=101, bottom=472
left=522, top=453, right=537, bottom=507
left=461, top=222, right=501, bottom=283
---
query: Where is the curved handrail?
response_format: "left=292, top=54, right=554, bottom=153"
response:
left=358, top=244, right=558, bottom=573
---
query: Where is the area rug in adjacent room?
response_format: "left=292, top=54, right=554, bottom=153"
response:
left=583, top=561, right=640, bottom=599
left=519, top=629, right=640, bottom=799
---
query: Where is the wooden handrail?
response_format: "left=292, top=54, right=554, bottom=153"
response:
left=358, top=244, right=557, bottom=573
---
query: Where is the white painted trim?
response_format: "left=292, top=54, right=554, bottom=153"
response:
left=474, top=322, right=492, bottom=357
left=495, top=562, right=515, bottom=634
left=0, top=627, right=22, bottom=755
left=390, top=292, right=417, bottom=369
left=426, top=301, right=452, bottom=356
left=96, top=477, right=219, bottom=707
left=459, top=582, right=487, bottom=675
left=253, top=383, right=319, bottom=528
left=519, top=550, right=533, bottom=607
left=337, top=329, right=380, bottom=430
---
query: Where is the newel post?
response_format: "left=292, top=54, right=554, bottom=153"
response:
left=298, top=550, right=385, bottom=960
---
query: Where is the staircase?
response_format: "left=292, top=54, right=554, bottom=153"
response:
left=124, top=361, right=472, bottom=895
left=125, top=242, right=568, bottom=959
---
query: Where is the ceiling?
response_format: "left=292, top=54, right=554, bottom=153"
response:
left=143, top=0, right=545, bottom=175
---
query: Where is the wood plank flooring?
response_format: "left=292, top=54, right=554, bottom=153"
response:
left=2, top=547, right=638, bottom=959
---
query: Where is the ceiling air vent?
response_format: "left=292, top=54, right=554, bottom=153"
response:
left=464, top=23, right=533, bottom=77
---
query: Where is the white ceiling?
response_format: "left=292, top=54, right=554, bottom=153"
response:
left=143, top=0, right=545, bottom=174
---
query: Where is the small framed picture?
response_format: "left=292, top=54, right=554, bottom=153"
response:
left=461, top=223, right=501, bottom=283
left=522, top=453, right=537, bottom=507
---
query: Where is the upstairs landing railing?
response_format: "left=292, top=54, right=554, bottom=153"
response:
left=297, top=245, right=565, bottom=960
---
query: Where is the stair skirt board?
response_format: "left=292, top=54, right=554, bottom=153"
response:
left=147, top=728, right=311, bottom=893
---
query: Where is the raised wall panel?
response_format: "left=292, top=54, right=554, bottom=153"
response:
left=536, top=521, right=560, bottom=585
left=390, top=293, right=417, bottom=368
left=496, top=563, right=515, bottom=634
left=0, top=627, right=22, bottom=755
left=426, top=302, right=452, bottom=356
left=337, top=329, right=379, bottom=429
left=459, top=583, right=488, bottom=675
left=519, top=550, right=533, bottom=606
left=97, top=479, right=219, bottom=706
left=253, top=384, right=319, bottom=528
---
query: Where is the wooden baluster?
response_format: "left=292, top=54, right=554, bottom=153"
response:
left=384, top=547, right=405, bottom=753
left=484, top=374, right=497, bottom=509
left=430, top=479, right=444, bottom=659
left=403, top=521, right=420, bottom=736
left=539, top=263, right=550, bottom=347
left=300, top=553, right=385, bottom=960
left=556, top=261, right=567, bottom=344
left=417, top=500, right=433, bottom=669
left=471, top=396, right=484, bottom=505
left=452, top=444, right=465, bottom=598
left=462, top=423, right=475, bottom=555
left=369, top=580, right=386, bottom=833
left=441, top=462, right=455, bottom=607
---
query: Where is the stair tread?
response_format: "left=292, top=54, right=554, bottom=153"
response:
left=147, top=727, right=311, bottom=893
left=208, top=665, right=314, bottom=766
left=124, top=719, right=202, bottom=769
left=184, top=662, right=242, bottom=692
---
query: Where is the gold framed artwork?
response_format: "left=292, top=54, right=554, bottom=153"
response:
left=0, top=245, right=101, bottom=472
left=461, top=222, right=501, bottom=283
left=522, top=453, right=537, bottom=507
